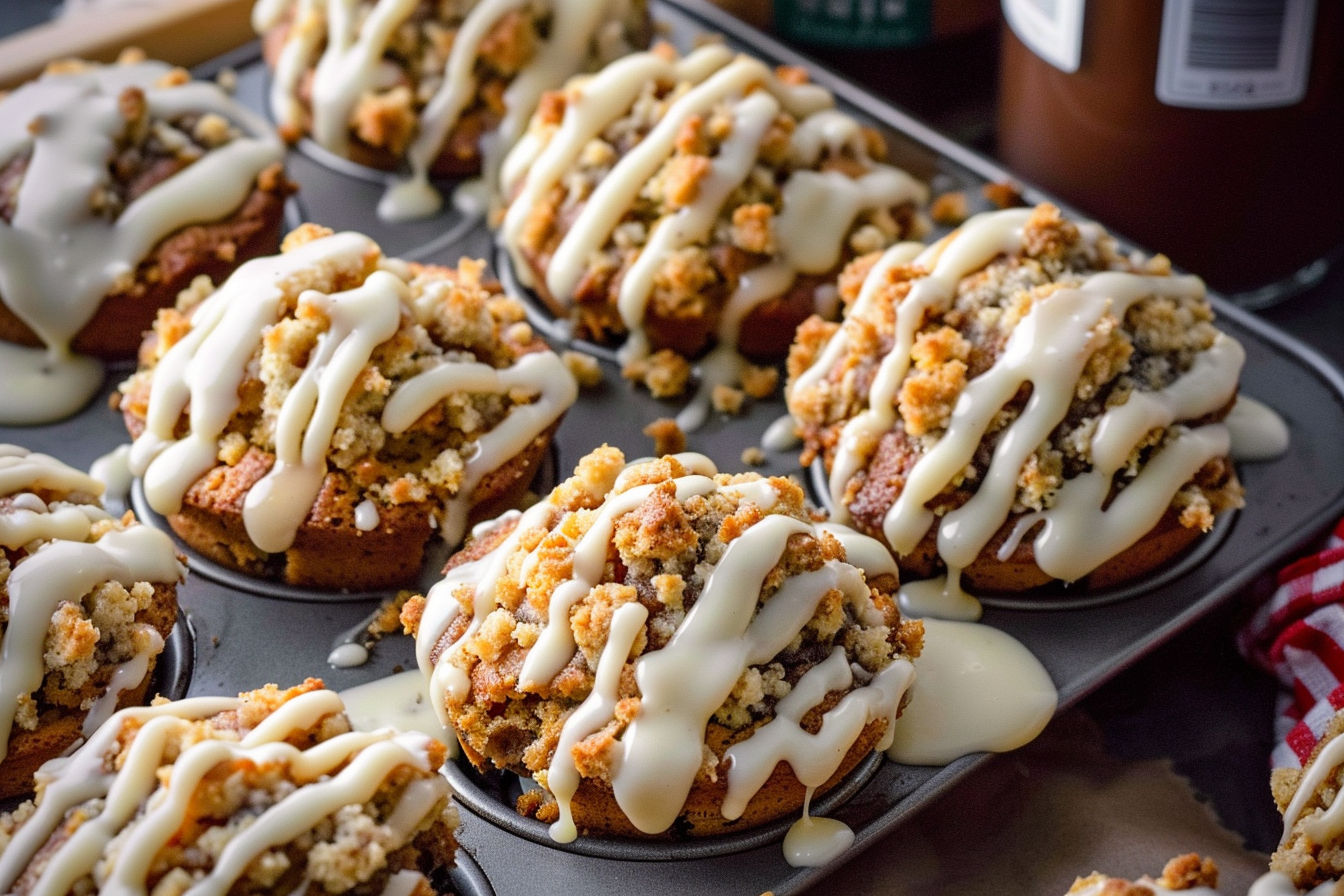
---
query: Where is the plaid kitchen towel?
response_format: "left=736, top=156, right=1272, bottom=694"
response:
left=1240, top=517, right=1344, bottom=769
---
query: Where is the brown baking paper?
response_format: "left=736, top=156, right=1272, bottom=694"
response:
left=809, top=710, right=1271, bottom=895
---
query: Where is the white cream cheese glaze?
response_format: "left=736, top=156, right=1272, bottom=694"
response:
left=1226, top=395, right=1290, bottom=462
left=1249, top=872, right=1338, bottom=895
left=125, top=229, right=576, bottom=557
left=885, top=617, right=1056, bottom=766
left=0, top=60, right=283, bottom=425
left=789, top=207, right=1244, bottom=619
left=0, top=687, right=451, bottom=895
left=0, top=445, right=183, bottom=765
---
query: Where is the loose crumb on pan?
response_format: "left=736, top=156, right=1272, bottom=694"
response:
left=370, top=591, right=416, bottom=637
left=982, top=180, right=1026, bottom=209
left=622, top=348, right=693, bottom=398
left=643, top=417, right=686, bottom=456
left=929, top=191, right=969, bottom=226
left=740, top=446, right=766, bottom=466
left=562, top=350, right=604, bottom=389
left=739, top=364, right=779, bottom=400
left=711, top=384, right=745, bottom=415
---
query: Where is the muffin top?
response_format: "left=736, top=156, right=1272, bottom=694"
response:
left=120, top=224, right=577, bottom=556
left=498, top=42, right=928, bottom=393
left=786, top=204, right=1245, bottom=596
left=0, top=444, right=183, bottom=765
left=404, top=446, right=922, bottom=839
left=0, top=679, right=456, bottom=896
left=1272, top=709, right=1344, bottom=889
left=255, top=0, right=652, bottom=218
left=0, top=52, right=282, bottom=373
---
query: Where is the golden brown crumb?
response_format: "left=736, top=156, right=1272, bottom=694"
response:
left=731, top=203, right=776, bottom=255
left=561, top=350, right=603, bottom=389
left=739, top=364, right=779, bottom=400
left=624, top=348, right=692, bottom=398
left=711, top=384, right=745, bottom=415
left=662, top=155, right=712, bottom=209
left=740, top=446, right=766, bottom=466
left=982, top=180, right=1026, bottom=209
left=1064, top=855, right=1218, bottom=895
left=929, top=190, right=969, bottom=226
left=643, top=417, right=686, bottom=455
left=1157, top=854, right=1219, bottom=889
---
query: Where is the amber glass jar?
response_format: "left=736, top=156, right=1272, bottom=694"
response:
left=997, top=1, right=1344, bottom=308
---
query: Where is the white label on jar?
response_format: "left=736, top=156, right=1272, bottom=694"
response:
left=1002, top=0, right=1086, bottom=74
left=1156, top=0, right=1317, bottom=108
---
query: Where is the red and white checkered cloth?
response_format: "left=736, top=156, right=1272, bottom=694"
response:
left=1240, top=517, right=1344, bottom=770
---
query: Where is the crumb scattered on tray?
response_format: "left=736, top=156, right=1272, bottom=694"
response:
left=562, top=350, right=604, bottom=389
left=643, top=417, right=686, bottom=455
left=982, top=180, right=1026, bottom=209
left=930, top=190, right=969, bottom=226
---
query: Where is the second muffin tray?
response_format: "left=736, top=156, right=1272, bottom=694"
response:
left=6, top=2, right=1344, bottom=894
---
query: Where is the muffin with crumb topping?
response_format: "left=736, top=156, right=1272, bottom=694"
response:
left=497, top=42, right=928, bottom=396
left=1271, top=709, right=1344, bottom=889
left=255, top=0, right=650, bottom=217
left=0, top=679, right=459, bottom=895
left=786, top=203, right=1244, bottom=600
left=0, top=444, right=183, bottom=800
left=118, top=224, right=576, bottom=590
left=403, top=446, right=922, bottom=839
left=0, top=51, right=290, bottom=364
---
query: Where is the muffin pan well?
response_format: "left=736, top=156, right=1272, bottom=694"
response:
left=3, top=2, right=1344, bottom=894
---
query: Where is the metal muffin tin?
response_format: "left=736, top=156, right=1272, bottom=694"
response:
left=4, top=1, right=1344, bottom=894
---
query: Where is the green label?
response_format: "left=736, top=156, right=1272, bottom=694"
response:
left=774, top=0, right=934, bottom=47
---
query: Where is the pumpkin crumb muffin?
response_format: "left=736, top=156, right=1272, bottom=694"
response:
left=787, top=203, right=1244, bottom=612
left=1271, top=710, right=1344, bottom=889
left=119, top=224, right=576, bottom=590
left=0, top=679, right=460, bottom=895
left=0, top=444, right=183, bottom=801
left=403, top=446, right=922, bottom=840
left=498, top=42, right=929, bottom=412
left=0, top=51, right=290, bottom=362
left=254, top=0, right=652, bottom=218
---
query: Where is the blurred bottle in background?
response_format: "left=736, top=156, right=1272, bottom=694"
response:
left=772, top=0, right=997, bottom=47
left=998, top=0, right=1343, bottom=309
left=716, top=0, right=1003, bottom=148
